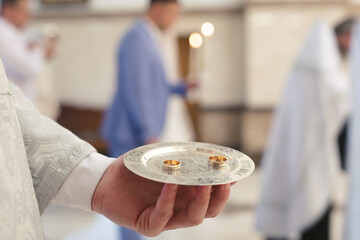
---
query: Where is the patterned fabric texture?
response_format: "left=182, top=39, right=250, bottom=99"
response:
left=0, top=60, right=95, bottom=239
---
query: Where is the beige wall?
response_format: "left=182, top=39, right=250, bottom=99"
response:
left=244, top=4, right=349, bottom=108
left=89, top=0, right=243, bottom=11
left=178, top=13, right=244, bottom=108
left=33, top=16, right=134, bottom=109
left=33, top=12, right=244, bottom=109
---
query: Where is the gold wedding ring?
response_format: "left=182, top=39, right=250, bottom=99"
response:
left=163, top=160, right=181, bottom=171
left=208, top=156, right=228, bottom=167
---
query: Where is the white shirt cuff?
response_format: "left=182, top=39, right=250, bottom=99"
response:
left=52, top=152, right=115, bottom=211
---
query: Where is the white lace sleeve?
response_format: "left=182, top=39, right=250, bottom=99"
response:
left=11, top=83, right=96, bottom=213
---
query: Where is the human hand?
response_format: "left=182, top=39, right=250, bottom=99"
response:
left=91, top=155, right=232, bottom=237
left=184, top=76, right=199, bottom=90
left=44, top=37, right=57, bottom=60
left=27, top=41, right=40, bottom=51
left=185, top=82, right=199, bottom=90
left=146, top=138, right=158, bottom=145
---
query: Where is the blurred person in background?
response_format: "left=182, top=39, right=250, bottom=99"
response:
left=0, top=0, right=59, bottom=119
left=345, top=17, right=360, bottom=240
left=27, top=23, right=60, bottom=120
left=102, top=0, right=194, bottom=158
left=101, top=0, right=195, bottom=239
left=335, top=17, right=355, bottom=170
left=256, top=22, right=350, bottom=240
left=335, top=18, right=355, bottom=60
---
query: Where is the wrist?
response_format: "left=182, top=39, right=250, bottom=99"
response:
left=91, top=160, right=115, bottom=213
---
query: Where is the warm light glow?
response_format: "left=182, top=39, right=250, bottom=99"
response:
left=201, top=22, right=215, bottom=37
left=189, top=33, right=203, bottom=49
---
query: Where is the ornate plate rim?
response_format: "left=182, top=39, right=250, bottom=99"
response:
left=124, top=142, right=255, bottom=186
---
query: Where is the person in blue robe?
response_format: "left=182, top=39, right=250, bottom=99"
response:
left=101, top=0, right=185, bottom=239
left=102, top=0, right=186, bottom=157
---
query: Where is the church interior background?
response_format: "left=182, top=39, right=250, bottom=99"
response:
left=28, top=0, right=359, bottom=239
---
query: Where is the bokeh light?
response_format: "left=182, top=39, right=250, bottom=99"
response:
left=201, top=22, right=215, bottom=37
left=189, top=33, right=203, bottom=49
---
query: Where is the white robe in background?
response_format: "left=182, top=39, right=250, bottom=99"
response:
left=256, top=22, right=349, bottom=238
left=0, top=18, right=43, bottom=101
left=345, top=18, right=360, bottom=240
left=0, top=59, right=95, bottom=239
left=34, top=63, right=60, bottom=120
left=0, top=18, right=60, bottom=120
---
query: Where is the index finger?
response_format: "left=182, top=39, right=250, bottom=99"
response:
left=148, top=184, right=179, bottom=235
left=205, top=183, right=231, bottom=218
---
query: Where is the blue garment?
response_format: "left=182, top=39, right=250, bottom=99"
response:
left=101, top=19, right=186, bottom=240
left=119, top=227, right=144, bottom=240
left=102, top=19, right=186, bottom=156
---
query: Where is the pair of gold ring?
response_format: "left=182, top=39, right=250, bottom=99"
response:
left=163, top=156, right=228, bottom=171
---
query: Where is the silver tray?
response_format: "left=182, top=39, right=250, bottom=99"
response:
left=124, top=142, right=255, bottom=186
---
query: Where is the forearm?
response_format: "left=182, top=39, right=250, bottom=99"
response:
left=11, top=82, right=97, bottom=213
